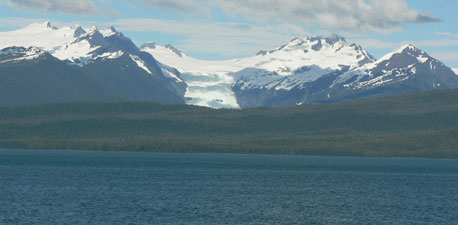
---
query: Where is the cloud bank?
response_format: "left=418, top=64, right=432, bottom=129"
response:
left=4, top=0, right=98, bottom=15
left=4, top=0, right=439, bottom=33
left=108, top=18, right=308, bottom=57
left=139, top=0, right=439, bottom=33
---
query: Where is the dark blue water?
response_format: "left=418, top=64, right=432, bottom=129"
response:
left=1, top=150, right=458, bottom=224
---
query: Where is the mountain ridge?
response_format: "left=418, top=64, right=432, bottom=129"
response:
left=1, top=21, right=458, bottom=108
left=142, top=35, right=458, bottom=108
left=0, top=21, right=187, bottom=106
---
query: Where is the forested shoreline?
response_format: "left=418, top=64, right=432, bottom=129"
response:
left=1, top=88, right=457, bottom=158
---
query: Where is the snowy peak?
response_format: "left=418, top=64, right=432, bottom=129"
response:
left=288, top=35, right=346, bottom=46
left=258, top=35, right=348, bottom=55
left=0, top=46, right=46, bottom=63
left=252, top=35, right=375, bottom=73
left=51, top=24, right=140, bottom=65
left=45, top=21, right=52, bottom=28
left=298, top=35, right=347, bottom=51
left=25, top=21, right=55, bottom=30
left=0, top=46, right=45, bottom=56
left=142, top=43, right=185, bottom=57
left=311, top=35, right=346, bottom=45
left=336, top=43, right=458, bottom=92
left=141, top=35, right=378, bottom=108
left=378, top=44, right=428, bottom=64
left=0, top=21, right=75, bottom=52
left=73, top=25, right=86, bottom=38
left=399, top=44, right=418, bottom=51
left=140, top=42, right=157, bottom=49
left=0, top=21, right=140, bottom=65
left=0, top=46, right=45, bottom=55
left=374, top=44, right=448, bottom=74
left=164, top=44, right=183, bottom=57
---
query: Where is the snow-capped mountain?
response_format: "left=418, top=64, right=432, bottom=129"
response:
left=0, top=22, right=75, bottom=53
left=2, top=21, right=458, bottom=108
left=0, top=22, right=186, bottom=106
left=141, top=35, right=376, bottom=108
left=143, top=35, right=458, bottom=108
left=0, top=21, right=177, bottom=80
left=0, top=46, right=46, bottom=64
left=0, top=21, right=124, bottom=65
left=335, top=44, right=458, bottom=91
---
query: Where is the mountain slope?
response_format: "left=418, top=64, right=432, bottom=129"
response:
left=453, top=68, right=458, bottom=75
left=0, top=47, right=119, bottom=106
left=141, top=42, right=241, bottom=108
left=0, top=22, right=76, bottom=53
left=82, top=53, right=185, bottom=104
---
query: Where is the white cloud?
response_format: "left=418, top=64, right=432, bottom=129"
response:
left=436, top=32, right=458, bottom=38
left=413, top=39, right=458, bottom=47
left=350, top=38, right=458, bottom=52
left=138, top=0, right=439, bottom=33
left=0, top=18, right=98, bottom=30
left=348, top=39, right=400, bottom=49
left=345, top=38, right=458, bottom=51
left=4, top=0, right=99, bottom=15
left=108, top=18, right=309, bottom=57
left=430, top=51, right=458, bottom=64
left=6, top=0, right=438, bottom=32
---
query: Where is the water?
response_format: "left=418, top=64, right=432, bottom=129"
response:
left=1, top=149, right=458, bottom=225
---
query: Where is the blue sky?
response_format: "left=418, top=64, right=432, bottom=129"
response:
left=1, top=0, right=458, bottom=67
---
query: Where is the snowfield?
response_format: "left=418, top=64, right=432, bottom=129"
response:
left=141, top=36, right=376, bottom=108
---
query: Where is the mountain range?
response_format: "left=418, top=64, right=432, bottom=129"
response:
left=1, top=21, right=458, bottom=108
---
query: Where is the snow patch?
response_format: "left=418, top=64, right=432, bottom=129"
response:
left=377, top=44, right=418, bottom=63
left=129, top=54, right=152, bottom=74
left=355, top=74, right=393, bottom=88
left=417, top=55, right=428, bottom=63
left=97, top=50, right=124, bottom=60
left=162, top=69, right=183, bottom=82
left=99, top=27, right=117, bottom=37
left=53, top=39, right=99, bottom=64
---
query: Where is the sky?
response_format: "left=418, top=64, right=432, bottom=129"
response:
left=1, top=0, right=458, bottom=67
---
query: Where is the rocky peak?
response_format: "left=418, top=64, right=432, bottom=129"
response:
left=165, top=44, right=184, bottom=57
left=73, top=25, right=86, bottom=38
left=140, top=42, right=157, bottom=49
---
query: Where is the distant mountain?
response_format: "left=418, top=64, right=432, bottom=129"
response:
left=142, top=35, right=377, bottom=108
left=1, top=21, right=458, bottom=108
left=330, top=44, right=458, bottom=102
left=143, top=36, right=458, bottom=108
left=0, top=22, right=186, bottom=106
